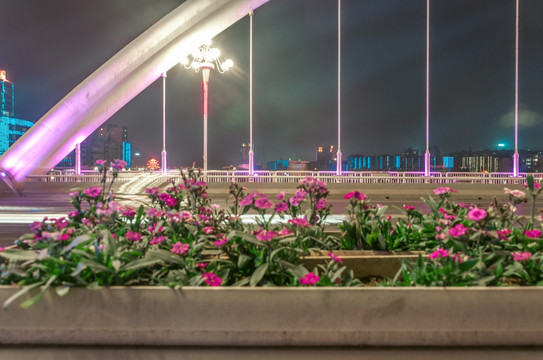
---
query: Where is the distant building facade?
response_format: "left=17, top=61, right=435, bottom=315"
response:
left=0, top=69, right=34, bottom=156
left=56, top=123, right=132, bottom=169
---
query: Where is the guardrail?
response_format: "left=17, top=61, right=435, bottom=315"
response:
left=25, top=170, right=535, bottom=186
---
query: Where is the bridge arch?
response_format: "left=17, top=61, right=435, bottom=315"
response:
left=0, top=0, right=269, bottom=191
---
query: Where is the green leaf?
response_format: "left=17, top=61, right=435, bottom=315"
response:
left=87, top=281, right=100, bottom=291
left=147, top=249, right=185, bottom=266
left=3, top=281, right=45, bottom=310
left=0, top=249, right=40, bottom=261
left=101, top=229, right=116, bottom=257
left=61, top=235, right=92, bottom=255
left=237, top=254, right=251, bottom=269
left=458, top=259, right=478, bottom=272
left=20, top=275, right=57, bottom=309
left=232, top=277, right=251, bottom=287
left=250, top=263, right=269, bottom=287
left=119, top=258, right=161, bottom=271
left=112, top=260, right=122, bottom=272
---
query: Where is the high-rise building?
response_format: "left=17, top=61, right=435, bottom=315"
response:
left=316, top=145, right=335, bottom=171
left=56, top=123, right=132, bottom=169
left=0, top=69, right=34, bottom=156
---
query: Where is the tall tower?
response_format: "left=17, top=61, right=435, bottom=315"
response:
left=0, top=70, right=15, bottom=117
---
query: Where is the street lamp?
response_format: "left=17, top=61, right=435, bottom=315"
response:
left=181, top=40, right=233, bottom=174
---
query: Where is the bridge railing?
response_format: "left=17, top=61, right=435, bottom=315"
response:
left=26, top=170, right=536, bottom=187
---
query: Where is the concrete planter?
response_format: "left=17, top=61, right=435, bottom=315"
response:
left=0, top=286, right=542, bottom=348
left=303, top=250, right=425, bottom=279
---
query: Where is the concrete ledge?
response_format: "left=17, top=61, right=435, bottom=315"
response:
left=0, top=286, right=542, bottom=347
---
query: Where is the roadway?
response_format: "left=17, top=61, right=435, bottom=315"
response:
left=0, top=179, right=535, bottom=247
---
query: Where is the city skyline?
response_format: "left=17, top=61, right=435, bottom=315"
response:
left=1, top=0, right=543, bottom=168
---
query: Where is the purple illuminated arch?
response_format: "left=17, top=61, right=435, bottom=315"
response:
left=0, top=0, right=269, bottom=191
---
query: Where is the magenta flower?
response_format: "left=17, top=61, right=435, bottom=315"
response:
left=433, top=186, right=457, bottom=195
left=277, top=228, right=293, bottom=236
left=344, top=191, right=367, bottom=201
left=276, top=192, right=286, bottom=200
left=158, top=193, right=172, bottom=202
left=468, top=208, right=488, bottom=222
left=449, top=224, right=468, bottom=237
left=497, top=229, right=512, bottom=241
left=125, top=231, right=142, bottom=242
left=315, top=198, right=327, bottom=210
left=213, top=237, right=228, bottom=247
left=202, top=273, right=223, bottom=287
left=147, top=223, right=164, bottom=233
left=67, top=211, right=79, bottom=218
left=145, top=187, right=159, bottom=196
left=328, top=253, right=343, bottom=263
left=96, top=159, right=107, bottom=166
left=450, top=254, right=463, bottom=263
left=524, top=182, right=541, bottom=189
left=294, top=189, right=308, bottom=200
left=289, top=197, right=300, bottom=207
left=525, top=230, right=542, bottom=238
left=195, top=263, right=209, bottom=269
left=110, top=159, right=127, bottom=171
left=512, top=251, right=532, bottom=261
left=150, top=235, right=166, bottom=245
left=171, top=242, right=189, bottom=255
left=180, top=210, right=192, bottom=220
left=254, top=196, right=274, bottom=210
left=55, top=218, right=70, bottom=230
left=275, top=201, right=288, bottom=213
left=120, top=206, right=136, bottom=217
left=299, top=272, right=320, bottom=286
left=82, top=187, right=102, bottom=199
left=403, top=205, right=416, bottom=211
left=429, top=248, right=450, bottom=259
left=504, top=188, right=526, bottom=200
left=256, top=230, right=278, bottom=242
left=288, top=218, right=311, bottom=227
left=239, top=193, right=255, bottom=206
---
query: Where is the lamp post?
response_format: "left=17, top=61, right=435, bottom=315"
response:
left=336, top=0, right=342, bottom=176
left=513, top=0, right=520, bottom=177
left=181, top=40, right=233, bottom=174
left=161, top=72, right=167, bottom=174
left=424, top=0, right=431, bottom=177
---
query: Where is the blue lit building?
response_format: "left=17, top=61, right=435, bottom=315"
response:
left=0, top=70, right=34, bottom=156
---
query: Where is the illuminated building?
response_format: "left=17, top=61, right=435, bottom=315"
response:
left=0, top=70, right=34, bottom=156
left=316, top=145, right=335, bottom=171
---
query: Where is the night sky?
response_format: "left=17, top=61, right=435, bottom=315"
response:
left=1, top=0, right=543, bottom=168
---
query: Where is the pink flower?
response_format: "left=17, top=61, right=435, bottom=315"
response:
left=468, top=208, right=488, bottom=222
left=239, top=193, right=255, bottom=206
left=344, top=191, right=367, bottom=201
left=67, top=211, right=79, bottom=218
left=433, top=186, right=457, bottom=195
left=524, top=182, right=541, bottom=189
left=145, top=187, right=159, bottom=196
left=504, top=188, right=526, bottom=200
left=171, top=242, right=189, bottom=255
left=497, top=229, right=512, bottom=241
left=146, top=208, right=164, bottom=218
left=328, top=253, right=343, bottom=263
left=110, top=159, right=127, bottom=170
left=254, top=196, right=274, bottom=210
left=82, top=187, right=102, bottom=199
left=213, top=238, right=228, bottom=247
left=125, top=231, right=142, bottom=242
left=55, top=218, right=70, bottom=230
left=82, top=218, right=93, bottom=227
left=159, top=193, right=172, bottom=202
left=450, top=254, right=463, bottom=263
left=294, top=189, right=308, bottom=200
left=120, top=206, right=137, bottom=217
left=202, top=273, right=223, bottom=287
left=429, top=248, right=450, bottom=259
left=457, top=203, right=470, bottom=208
left=315, top=198, right=327, bottom=210
left=525, top=230, right=542, bottom=238
left=150, top=235, right=166, bottom=245
left=202, top=226, right=215, bottom=234
left=289, top=197, right=300, bottom=207
left=288, top=218, right=311, bottom=227
left=277, top=228, right=293, bottom=236
left=256, top=230, right=278, bottom=242
left=449, top=224, right=468, bottom=237
left=275, top=192, right=286, bottom=200
left=147, top=223, right=163, bottom=233
left=195, top=263, right=209, bottom=269
left=512, top=251, right=532, bottom=261
left=96, top=159, right=107, bottom=166
left=275, top=202, right=288, bottom=213
left=299, top=272, right=320, bottom=286
left=403, top=205, right=416, bottom=211
left=210, top=204, right=220, bottom=210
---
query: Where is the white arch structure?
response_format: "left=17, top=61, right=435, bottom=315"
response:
left=0, top=0, right=269, bottom=191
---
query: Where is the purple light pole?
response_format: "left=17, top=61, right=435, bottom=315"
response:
left=424, top=0, right=431, bottom=177
left=181, top=40, right=233, bottom=174
left=161, top=72, right=167, bottom=174
left=75, top=142, right=81, bottom=175
left=336, top=0, right=342, bottom=176
left=513, top=0, right=520, bottom=177
left=249, top=10, right=255, bottom=175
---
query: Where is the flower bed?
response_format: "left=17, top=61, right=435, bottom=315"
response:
left=1, top=160, right=543, bottom=308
